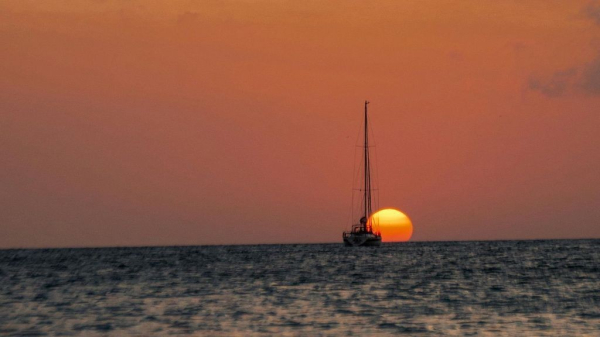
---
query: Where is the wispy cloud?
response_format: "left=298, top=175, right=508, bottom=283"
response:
left=529, top=2, right=600, bottom=97
left=529, top=59, right=600, bottom=98
left=581, top=55, right=600, bottom=94
left=583, top=1, right=600, bottom=25
left=528, top=69, right=577, bottom=97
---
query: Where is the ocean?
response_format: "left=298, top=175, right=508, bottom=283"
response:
left=1, top=240, right=599, bottom=336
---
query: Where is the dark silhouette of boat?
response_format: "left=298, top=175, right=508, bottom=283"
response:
left=343, top=101, right=382, bottom=247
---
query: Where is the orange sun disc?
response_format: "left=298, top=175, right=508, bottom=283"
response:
left=369, top=208, right=413, bottom=242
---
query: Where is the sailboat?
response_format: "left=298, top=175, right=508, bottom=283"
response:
left=343, top=101, right=382, bottom=247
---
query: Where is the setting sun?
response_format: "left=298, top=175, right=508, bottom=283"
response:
left=370, top=208, right=413, bottom=242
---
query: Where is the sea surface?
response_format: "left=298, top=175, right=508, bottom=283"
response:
left=1, top=240, right=599, bottom=336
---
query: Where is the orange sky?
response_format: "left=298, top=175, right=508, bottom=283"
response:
left=1, top=1, right=599, bottom=248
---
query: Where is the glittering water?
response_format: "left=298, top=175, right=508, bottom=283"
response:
left=1, top=240, right=599, bottom=336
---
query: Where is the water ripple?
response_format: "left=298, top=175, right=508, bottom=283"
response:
left=1, top=240, right=599, bottom=335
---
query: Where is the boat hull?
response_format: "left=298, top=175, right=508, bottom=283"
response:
left=343, top=233, right=382, bottom=247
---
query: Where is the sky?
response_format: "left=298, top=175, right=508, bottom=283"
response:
left=1, top=0, right=600, bottom=248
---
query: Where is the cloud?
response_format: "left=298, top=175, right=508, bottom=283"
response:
left=528, top=68, right=578, bottom=97
left=529, top=2, right=600, bottom=98
left=583, top=1, right=600, bottom=25
left=529, top=58, right=600, bottom=97
left=580, top=56, right=600, bottom=94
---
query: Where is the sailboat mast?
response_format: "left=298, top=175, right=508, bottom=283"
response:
left=342, top=100, right=382, bottom=246
left=364, top=100, right=371, bottom=232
